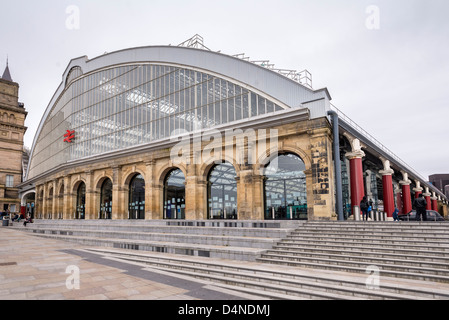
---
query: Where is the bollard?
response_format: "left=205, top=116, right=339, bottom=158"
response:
left=354, top=206, right=361, bottom=221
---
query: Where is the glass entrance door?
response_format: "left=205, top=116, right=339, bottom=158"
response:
left=164, top=169, right=185, bottom=219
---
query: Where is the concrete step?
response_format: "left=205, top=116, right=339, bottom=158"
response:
left=261, top=249, right=449, bottom=270
left=279, top=238, right=449, bottom=252
left=21, top=221, right=293, bottom=238
left=273, top=239, right=449, bottom=256
left=256, top=221, right=449, bottom=283
left=19, top=226, right=277, bottom=249
left=21, top=230, right=266, bottom=261
left=270, top=244, right=449, bottom=262
left=283, top=235, right=449, bottom=248
left=27, top=218, right=302, bottom=229
left=83, top=247, right=449, bottom=300
left=256, top=256, right=449, bottom=283
left=289, top=231, right=449, bottom=241
left=304, top=222, right=449, bottom=227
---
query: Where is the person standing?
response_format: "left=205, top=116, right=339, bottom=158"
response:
left=360, top=196, right=369, bottom=221
left=392, top=207, right=399, bottom=221
left=413, top=193, right=427, bottom=221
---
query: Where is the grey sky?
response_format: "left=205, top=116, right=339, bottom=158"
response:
left=1, top=0, right=448, bottom=180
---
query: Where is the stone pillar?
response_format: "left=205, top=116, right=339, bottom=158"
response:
left=399, top=171, right=412, bottom=215
left=423, top=186, right=432, bottom=211
left=379, top=157, right=395, bottom=219
left=63, top=175, right=71, bottom=219
left=50, top=180, right=57, bottom=219
left=85, top=171, right=95, bottom=219
left=413, top=180, right=423, bottom=198
left=236, top=167, right=264, bottom=220
left=112, top=166, right=124, bottom=219
left=42, top=183, right=47, bottom=219
left=309, top=128, right=334, bottom=220
left=344, top=134, right=365, bottom=217
left=144, top=160, right=156, bottom=220
left=185, top=163, right=207, bottom=220
left=431, top=192, right=438, bottom=211
left=365, top=170, right=373, bottom=201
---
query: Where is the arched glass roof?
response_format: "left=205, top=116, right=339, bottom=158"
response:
left=27, top=63, right=285, bottom=179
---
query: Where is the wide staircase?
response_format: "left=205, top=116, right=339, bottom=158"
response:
left=10, top=219, right=449, bottom=299
left=257, top=221, right=449, bottom=283
left=11, top=219, right=299, bottom=261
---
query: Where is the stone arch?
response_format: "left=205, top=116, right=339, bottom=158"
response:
left=96, top=175, right=113, bottom=219
left=156, top=163, right=187, bottom=186
left=258, top=145, right=311, bottom=173
left=206, top=161, right=239, bottom=219
left=161, top=167, right=186, bottom=219
left=21, top=190, right=36, bottom=206
left=95, top=174, right=113, bottom=190
left=262, top=152, right=309, bottom=220
left=123, top=168, right=146, bottom=187
left=127, top=172, right=146, bottom=220
left=199, top=155, right=241, bottom=181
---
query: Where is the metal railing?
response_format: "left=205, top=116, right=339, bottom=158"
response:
left=330, top=103, right=447, bottom=200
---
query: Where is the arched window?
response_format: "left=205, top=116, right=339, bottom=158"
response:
left=208, top=162, right=237, bottom=219
left=164, top=169, right=185, bottom=219
left=100, top=178, right=113, bottom=219
left=129, top=174, right=145, bottom=219
left=48, top=187, right=53, bottom=219
left=76, top=182, right=86, bottom=220
left=264, top=153, right=307, bottom=220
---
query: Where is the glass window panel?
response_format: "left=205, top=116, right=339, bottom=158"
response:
left=214, top=101, right=221, bottom=125
left=258, top=96, right=266, bottom=115
left=251, top=93, right=257, bottom=117
left=267, top=101, right=274, bottom=113
left=221, top=100, right=227, bottom=124
left=228, top=97, right=235, bottom=122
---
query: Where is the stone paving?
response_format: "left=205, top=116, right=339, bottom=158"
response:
left=0, top=227, right=243, bottom=300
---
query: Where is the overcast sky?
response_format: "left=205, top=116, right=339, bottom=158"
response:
left=1, top=0, right=448, bottom=180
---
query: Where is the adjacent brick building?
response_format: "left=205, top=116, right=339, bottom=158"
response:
left=0, top=63, right=27, bottom=214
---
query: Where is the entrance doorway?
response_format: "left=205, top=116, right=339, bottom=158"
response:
left=164, top=169, right=185, bottom=219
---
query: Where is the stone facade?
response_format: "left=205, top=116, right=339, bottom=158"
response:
left=33, top=117, right=336, bottom=221
left=0, top=77, right=27, bottom=214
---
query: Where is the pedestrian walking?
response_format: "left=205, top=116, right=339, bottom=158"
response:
left=413, top=194, right=427, bottom=221
left=392, top=207, right=399, bottom=221
left=360, top=196, right=369, bottom=221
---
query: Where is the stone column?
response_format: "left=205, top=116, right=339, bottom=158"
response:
left=85, top=171, right=95, bottom=219
left=112, top=166, right=124, bottom=219
left=423, top=186, right=432, bottom=211
left=63, top=175, right=71, bottom=219
left=50, top=180, right=57, bottom=219
left=399, top=171, right=412, bottom=215
left=431, top=192, right=438, bottom=211
left=236, top=166, right=264, bottom=220
left=344, top=133, right=365, bottom=217
left=309, top=127, right=334, bottom=220
left=185, top=163, right=207, bottom=220
left=144, top=160, right=155, bottom=220
left=413, top=180, right=423, bottom=198
left=42, top=183, right=47, bottom=219
left=379, top=157, right=395, bottom=219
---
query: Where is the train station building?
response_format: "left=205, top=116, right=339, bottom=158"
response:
left=18, top=36, right=448, bottom=221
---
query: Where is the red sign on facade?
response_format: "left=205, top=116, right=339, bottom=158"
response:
left=64, top=130, right=75, bottom=143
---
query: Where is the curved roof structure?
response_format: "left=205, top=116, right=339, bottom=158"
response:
left=27, top=45, right=330, bottom=180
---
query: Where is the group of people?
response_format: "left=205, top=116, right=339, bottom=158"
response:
left=1, top=212, right=34, bottom=226
left=360, top=193, right=428, bottom=221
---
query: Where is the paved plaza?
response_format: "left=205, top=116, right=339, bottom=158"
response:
left=0, top=227, right=246, bottom=300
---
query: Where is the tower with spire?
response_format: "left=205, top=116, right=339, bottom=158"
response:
left=2, top=57, right=13, bottom=82
left=0, top=59, right=28, bottom=216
